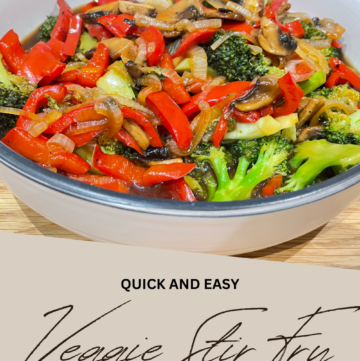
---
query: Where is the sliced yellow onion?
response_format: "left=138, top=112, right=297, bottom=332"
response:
left=134, top=13, right=190, bottom=31
left=168, top=100, right=212, bottom=156
left=242, top=0, right=261, bottom=13
left=137, top=74, right=163, bottom=89
left=226, top=1, right=260, bottom=22
left=211, top=31, right=256, bottom=50
left=62, top=61, right=86, bottom=73
left=0, top=106, right=43, bottom=122
left=302, top=39, right=332, bottom=50
left=112, top=95, right=155, bottom=116
left=121, top=44, right=138, bottom=64
left=47, top=134, right=76, bottom=153
left=296, top=39, right=329, bottom=74
left=140, top=66, right=183, bottom=85
left=147, top=41, right=156, bottom=54
left=287, top=13, right=314, bottom=26
left=285, top=60, right=315, bottom=82
left=138, top=86, right=160, bottom=106
left=202, top=76, right=227, bottom=91
left=249, top=45, right=263, bottom=54
left=95, top=97, right=124, bottom=143
left=319, top=18, right=345, bottom=40
left=148, top=158, right=183, bottom=166
left=310, top=99, right=356, bottom=126
left=186, top=19, right=222, bottom=33
left=135, top=37, right=147, bottom=66
left=28, top=110, right=63, bottom=137
left=65, top=119, right=108, bottom=137
left=123, top=119, right=150, bottom=150
left=188, top=46, right=208, bottom=80
left=75, top=53, right=89, bottom=63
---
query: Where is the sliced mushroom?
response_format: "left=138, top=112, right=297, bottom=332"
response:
left=156, top=0, right=203, bottom=23
left=203, top=8, right=245, bottom=21
left=123, top=119, right=151, bottom=151
left=161, top=30, right=183, bottom=38
left=234, top=76, right=282, bottom=112
left=258, top=17, right=298, bottom=56
left=81, top=2, right=120, bottom=24
left=297, top=98, right=325, bottom=129
left=119, top=2, right=156, bottom=16
left=297, top=126, right=324, bottom=142
left=125, top=61, right=144, bottom=79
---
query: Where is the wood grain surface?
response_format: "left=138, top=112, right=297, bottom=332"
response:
left=1, top=180, right=360, bottom=270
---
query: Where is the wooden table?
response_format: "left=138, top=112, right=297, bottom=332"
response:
left=1, top=180, right=360, bottom=270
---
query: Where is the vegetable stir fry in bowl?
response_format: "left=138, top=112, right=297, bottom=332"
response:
left=1, top=0, right=359, bottom=203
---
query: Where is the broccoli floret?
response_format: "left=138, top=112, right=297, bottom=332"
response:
left=319, top=47, right=341, bottom=61
left=0, top=62, right=36, bottom=133
left=309, top=84, right=360, bottom=109
left=301, top=21, right=328, bottom=40
left=280, top=139, right=360, bottom=192
left=323, top=110, right=360, bottom=145
left=39, top=16, right=58, bottom=43
left=100, top=138, right=137, bottom=158
left=267, top=66, right=286, bottom=78
left=201, top=31, right=269, bottom=82
left=191, top=136, right=292, bottom=201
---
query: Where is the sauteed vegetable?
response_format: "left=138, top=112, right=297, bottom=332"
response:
left=1, top=0, right=360, bottom=202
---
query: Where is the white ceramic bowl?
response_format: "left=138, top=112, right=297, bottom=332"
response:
left=1, top=0, right=360, bottom=254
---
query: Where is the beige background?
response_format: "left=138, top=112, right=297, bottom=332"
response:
left=1, top=180, right=360, bottom=270
left=1, top=233, right=360, bottom=360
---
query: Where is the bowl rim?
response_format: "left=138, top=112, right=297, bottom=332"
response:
left=1, top=142, right=359, bottom=218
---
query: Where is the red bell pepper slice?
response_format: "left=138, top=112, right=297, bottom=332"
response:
left=142, top=163, right=196, bottom=186
left=65, top=174, right=130, bottom=193
left=2, top=127, right=50, bottom=163
left=329, top=58, right=360, bottom=91
left=160, top=48, right=190, bottom=105
left=2, top=127, right=90, bottom=174
left=51, top=0, right=74, bottom=42
left=93, top=145, right=145, bottom=185
left=82, top=1, right=97, bottom=14
left=77, top=43, right=109, bottom=88
left=222, top=21, right=254, bottom=34
left=47, top=38, right=68, bottom=62
left=68, top=130, right=102, bottom=147
left=98, top=14, right=135, bottom=38
left=273, top=72, right=304, bottom=118
left=260, top=104, right=274, bottom=117
left=233, top=109, right=261, bottom=123
left=141, top=26, right=165, bottom=66
left=57, top=69, right=80, bottom=83
left=16, top=85, right=68, bottom=130
left=85, top=24, right=113, bottom=41
left=48, top=149, right=91, bottom=174
left=62, top=15, right=84, bottom=57
left=115, top=128, right=144, bottom=155
left=264, top=4, right=276, bottom=19
left=46, top=104, right=101, bottom=134
left=181, top=81, right=252, bottom=117
left=331, top=40, right=343, bottom=49
left=261, top=174, right=283, bottom=197
left=326, top=71, right=342, bottom=89
left=19, top=42, right=66, bottom=85
left=164, top=178, right=197, bottom=202
left=121, top=106, right=163, bottom=148
left=146, top=92, right=193, bottom=151
left=212, top=84, right=254, bottom=147
left=275, top=20, right=304, bottom=38
left=171, top=28, right=217, bottom=59
left=0, top=30, right=26, bottom=74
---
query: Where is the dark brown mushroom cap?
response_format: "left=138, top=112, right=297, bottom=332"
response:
left=203, top=8, right=245, bottom=21
left=234, top=76, right=282, bottom=112
left=81, top=2, right=120, bottom=24
left=156, top=0, right=203, bottom=22
left=297, top=126, right=325, bottom=142
left=258, top=17, right=298, bottom=56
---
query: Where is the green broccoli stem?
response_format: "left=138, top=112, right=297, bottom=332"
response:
left=203, top=172, right=217, bottom=202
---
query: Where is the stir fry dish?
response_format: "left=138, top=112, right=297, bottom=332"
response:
left=1, top=0, right=360, bottom=202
